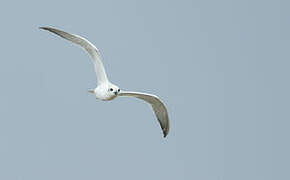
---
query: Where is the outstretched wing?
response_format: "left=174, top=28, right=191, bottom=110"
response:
left=40, top=27, right=108, bottom=85
left=118, top=91, right=170, bottom=138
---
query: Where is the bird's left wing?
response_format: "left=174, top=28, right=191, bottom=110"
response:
left=39, top=27, right=109, bottom=85
left=118, top=91, right=170, bottom=137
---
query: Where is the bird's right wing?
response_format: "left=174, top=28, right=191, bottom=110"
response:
left=40, top=27, right=108, bottom=85
left=118, top=91, right=170, bottom=137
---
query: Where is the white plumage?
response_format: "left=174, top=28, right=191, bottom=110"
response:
left=40, top=27, right=170, bottom=137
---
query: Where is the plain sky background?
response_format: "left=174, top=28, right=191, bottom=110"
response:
left=0, top=0, right=289, bottom=179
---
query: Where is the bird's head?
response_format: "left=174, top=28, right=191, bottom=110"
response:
left=107, top=83, right=120, bottom=96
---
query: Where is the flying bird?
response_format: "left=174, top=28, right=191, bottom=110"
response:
left=40, top=27, right=170, bottom=137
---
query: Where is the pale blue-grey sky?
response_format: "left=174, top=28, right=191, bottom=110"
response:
left=0, top=0, right=289, bottom=179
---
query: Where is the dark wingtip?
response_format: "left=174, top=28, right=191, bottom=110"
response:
left=163, top=129, right=168, bottom=138
left=39, top=27, right=49, bottom=30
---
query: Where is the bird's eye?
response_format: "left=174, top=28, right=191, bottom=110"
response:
left=109, top=88, right=113, bottom=91
left=118, top=89, right=120, bottom=92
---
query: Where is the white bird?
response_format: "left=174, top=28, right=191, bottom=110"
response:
left=40, top=27, right=170, bottom=137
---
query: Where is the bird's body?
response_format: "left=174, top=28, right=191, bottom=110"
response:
left=93, top=82, right=120, bottom=101
left=40, top=27, right=170, bottom=137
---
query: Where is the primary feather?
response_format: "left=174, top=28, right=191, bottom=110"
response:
left=119, top=91, right=170, bottom=137
left=40, top=27, right=108, bottom=85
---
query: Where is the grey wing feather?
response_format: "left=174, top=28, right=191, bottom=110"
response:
left=40, top=27, right=108, bottom=85
left=118, top=91, right=170, bottom=137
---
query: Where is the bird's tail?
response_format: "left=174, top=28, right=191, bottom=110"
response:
left=88, top=89, right=95, bottom=94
